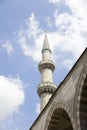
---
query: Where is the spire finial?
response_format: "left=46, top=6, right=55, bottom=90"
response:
left=42, top=32, right=51, bottom=53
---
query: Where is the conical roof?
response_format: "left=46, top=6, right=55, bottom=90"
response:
left=42, top=32, right=51, bottom=53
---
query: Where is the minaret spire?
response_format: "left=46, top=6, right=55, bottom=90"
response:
left=42, top=31, right=51, bottom=53
left=37, top=32, right=56, bottom=111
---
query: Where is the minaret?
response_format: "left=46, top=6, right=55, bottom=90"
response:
left=37, top=32, right=56, bottom=111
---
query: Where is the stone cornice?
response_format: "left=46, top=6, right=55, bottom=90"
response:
left=38, top=60, right=55, bottom=72
left=37, top=82, right=57, bottom=96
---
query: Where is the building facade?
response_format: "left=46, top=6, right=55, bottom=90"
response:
left=30, top=33, right=87, bottom=130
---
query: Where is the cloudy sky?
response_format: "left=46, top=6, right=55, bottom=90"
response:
left=0, top=0, right=87, bottom=130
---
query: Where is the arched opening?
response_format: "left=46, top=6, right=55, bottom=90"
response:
left=79, top=75, right=87, bottom=130
left=48, top=108, right=73, bottom=130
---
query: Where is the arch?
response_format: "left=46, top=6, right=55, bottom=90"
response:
left=44, top=101, right=76, bottom=130
left=74, top=63, right=87, bottom=130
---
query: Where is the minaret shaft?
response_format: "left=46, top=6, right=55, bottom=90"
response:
left=41, top=68, right=53, bottom=83
left=40, top=92, right=52, bottom=111
left=37, top=32, right=56, bottom=111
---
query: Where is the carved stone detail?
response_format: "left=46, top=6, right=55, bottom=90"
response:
left=38, top=60, right=55, bottom=72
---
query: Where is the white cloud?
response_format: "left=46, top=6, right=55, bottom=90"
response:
left=49, top=0, right=87, bottom=28
left=2, top=41, right=14, bottom=56
left=25, top=13, right=42, bottom=39
left=49, top=1, right=87, bottom=65
left=17, top=3, right=87, bottom=70
left=65, top=0, right=87, bottom=18
left=49, top=0, right=87, bottom=18
left=18, top=13, right=43, bottom=62
left=0, top=75, right=25, bottom=121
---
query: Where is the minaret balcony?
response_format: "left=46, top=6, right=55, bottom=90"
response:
left=38, top=60, right=55, bottom=72
left=37, top=82, right=57, bottom=96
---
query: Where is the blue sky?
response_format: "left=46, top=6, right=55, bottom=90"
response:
left=0, top=0, right=87, bottom=130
